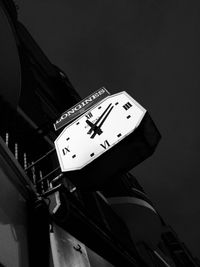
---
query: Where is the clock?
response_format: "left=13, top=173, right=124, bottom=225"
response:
left=55, top=91, right=161, bottom=191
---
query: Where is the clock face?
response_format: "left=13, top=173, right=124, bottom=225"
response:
left=55, top=91, right=146, bottom=172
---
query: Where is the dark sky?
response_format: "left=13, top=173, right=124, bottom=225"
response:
left=17, top=0, right=200, bottom=257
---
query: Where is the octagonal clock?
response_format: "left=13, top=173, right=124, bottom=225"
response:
left=55, top=91, right=161, bottom=191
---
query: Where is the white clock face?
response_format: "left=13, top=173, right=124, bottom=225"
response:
left=55, top=91, right=146, bottom=172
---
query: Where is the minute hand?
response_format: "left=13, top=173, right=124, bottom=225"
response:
left=96, top=105, right=114, bottom=128
left=90, top=104, right=114, bottom=139
left=87, top=103, right=112, bottom=134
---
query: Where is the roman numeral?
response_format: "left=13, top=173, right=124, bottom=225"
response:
left=85, top=112, right=93, bottom=119
left=123, top=102, right=132, bottom=110
left=100, top=140, right=110, bottom=149
left=62, top=147, right=70, bottom=155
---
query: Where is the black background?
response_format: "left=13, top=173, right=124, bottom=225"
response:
left=17, top=0, right=200, bottom=257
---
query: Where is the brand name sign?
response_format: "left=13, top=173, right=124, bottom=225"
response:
left=54, top=87, right=110, bottom=131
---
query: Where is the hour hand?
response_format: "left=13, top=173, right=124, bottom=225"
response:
left=86, top=120, right=102, bottom=135
left=86, top=120, right=95, bottom=134
left=86, top=103, right=114, bottom=138
left=90, top=104, right=114, bottom=139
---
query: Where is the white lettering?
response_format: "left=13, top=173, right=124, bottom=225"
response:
left=81, top=97, right=93, bottom=106
left=55, top=88, right=108, bottom=129
left=74, top=104, right=82, bottom=111
left=61, top=113, right=67, bottom=119
left=92, top=92, right=99, bottom=99
left=98, top=88, right=105, bottom=95
left=67, top=108, right=76, bottom=116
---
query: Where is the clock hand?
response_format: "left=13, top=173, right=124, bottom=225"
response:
left=86, top=119, right=95, bottom=130
left=86, top=119, right=103, bottom=135
left=86, top=103, right=112, bottom=135
left=94, top=103, right=112, bottom=126
left=96, top=105, right=114, bottom=129
left=90, top=105, right=114, bottom=139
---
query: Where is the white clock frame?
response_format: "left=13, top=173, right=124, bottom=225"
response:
left=55, top=91, right=146, bottom=172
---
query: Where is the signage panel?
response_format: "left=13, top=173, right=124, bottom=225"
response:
left=54, top=87, right=110, bottom=131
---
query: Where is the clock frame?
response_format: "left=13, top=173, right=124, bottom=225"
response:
left=54, top=91, right=161, bottom=191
